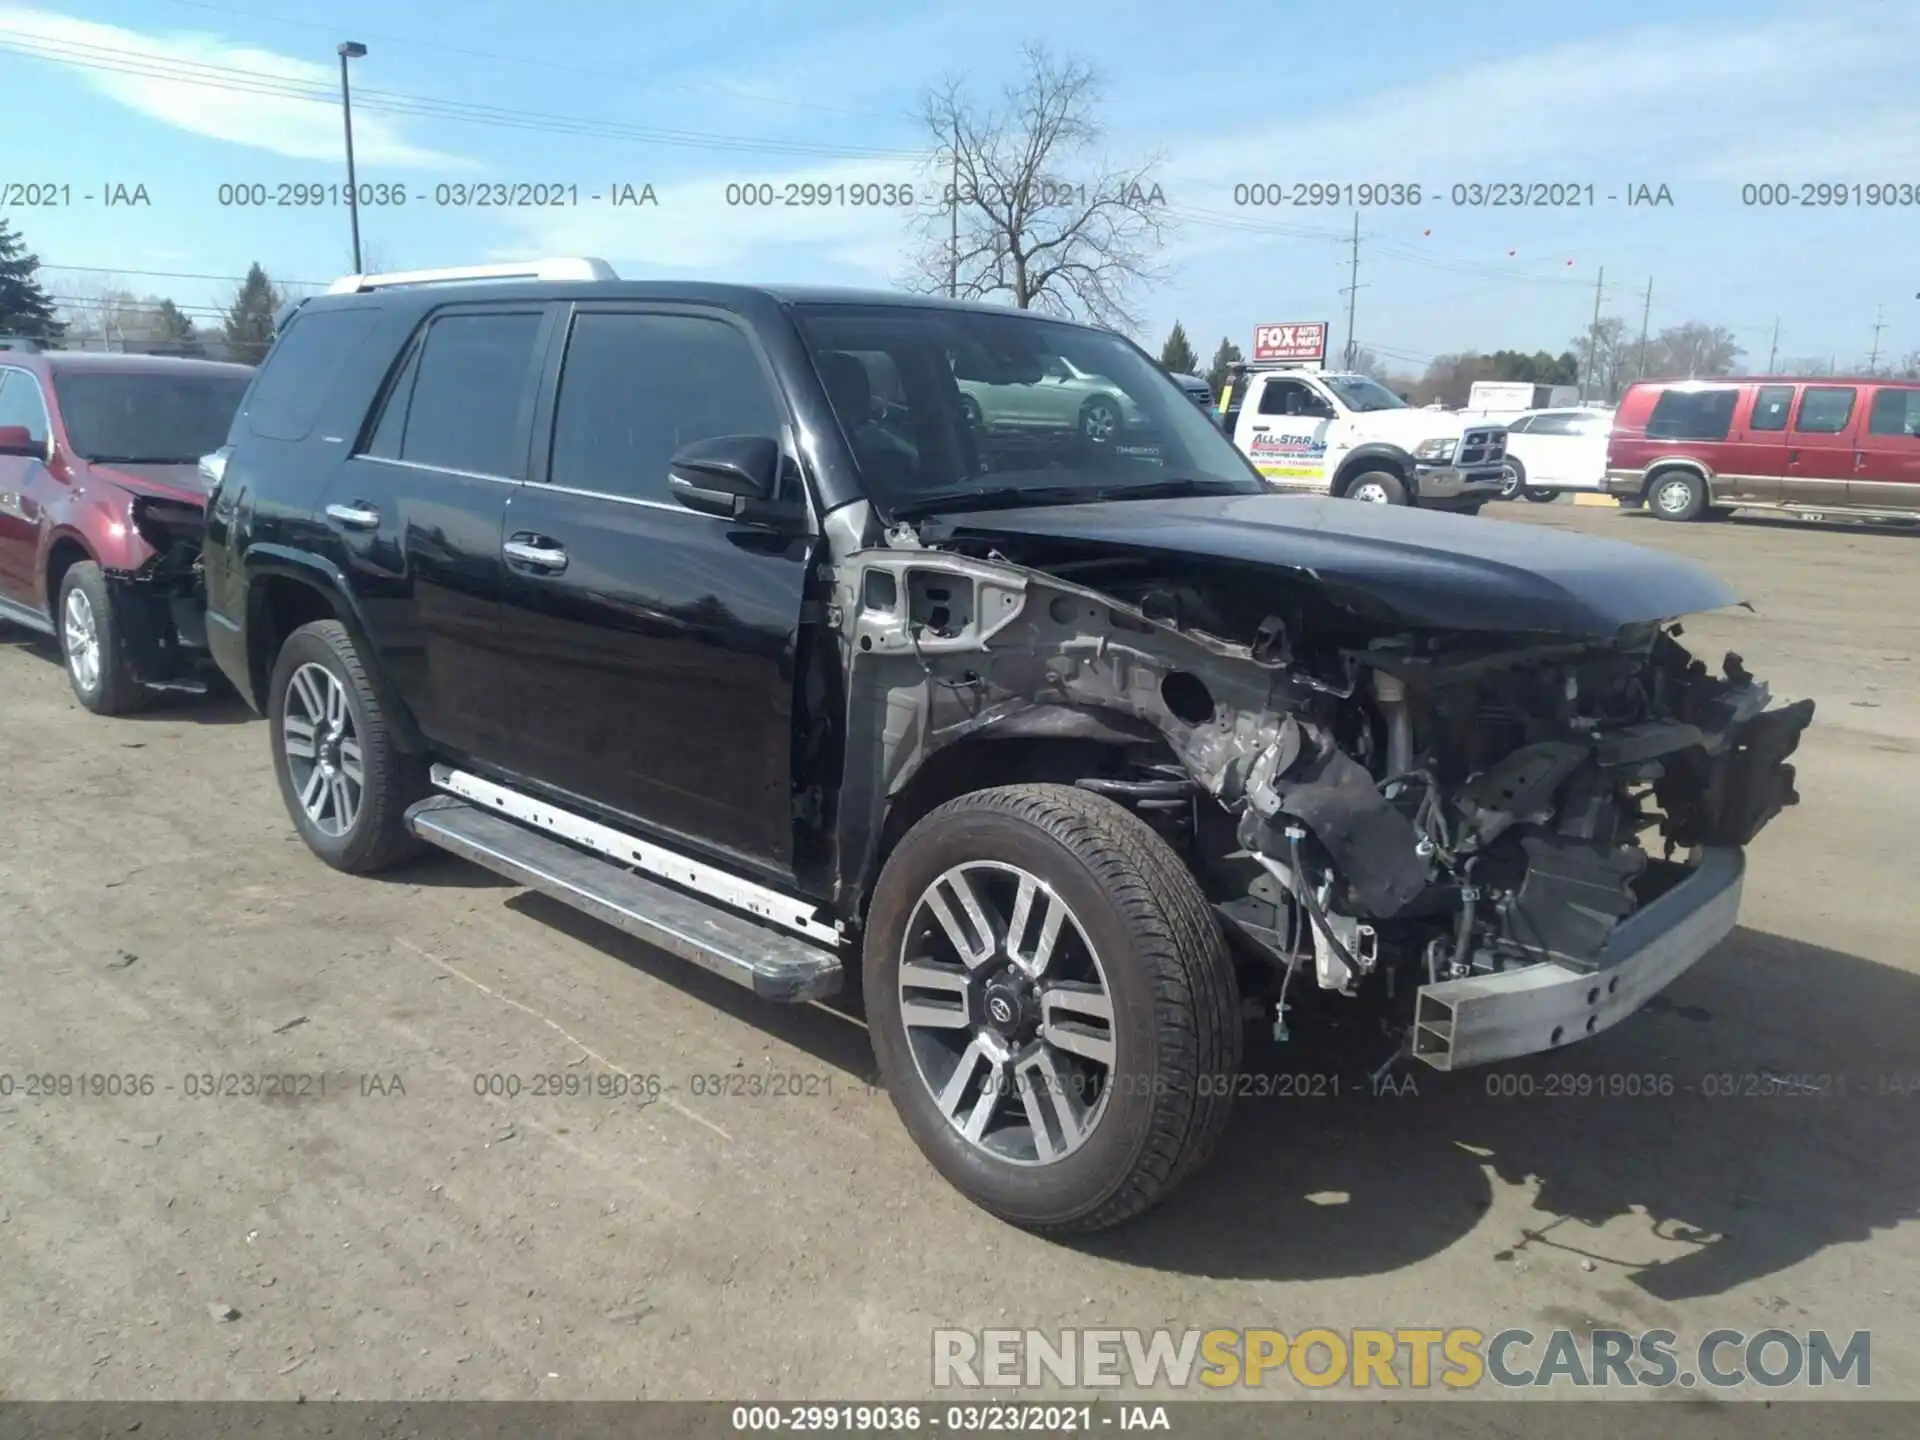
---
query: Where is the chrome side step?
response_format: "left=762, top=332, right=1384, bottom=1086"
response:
left=406, top=795, right=844, bottom=1003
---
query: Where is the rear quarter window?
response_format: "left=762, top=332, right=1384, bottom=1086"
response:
left=1645, top=388, right=1738, bottom=442
left=242, top=307, right=383, bottom=442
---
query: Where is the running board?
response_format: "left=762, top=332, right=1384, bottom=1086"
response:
left=406, top=795, right=844, bottom=1003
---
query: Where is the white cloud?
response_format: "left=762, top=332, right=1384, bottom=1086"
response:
left=492, top=157, right=938, bottom=280
left=1150, top=8, right=1920, bottom=263
left=0, top=6, right=470, bottom=167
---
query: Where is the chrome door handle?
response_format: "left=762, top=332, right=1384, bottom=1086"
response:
left=325, top=502, right=380, bottom=529
left=503, top=539, right=568, bottom=571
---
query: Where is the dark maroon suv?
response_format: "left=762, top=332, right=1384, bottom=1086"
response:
left=0, top=349, right=252, bottom=713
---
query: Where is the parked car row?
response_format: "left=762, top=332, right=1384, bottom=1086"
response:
left=0, top=259, right=1818, bottom=1239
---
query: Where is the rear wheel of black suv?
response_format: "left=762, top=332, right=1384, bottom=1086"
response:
left=864, top=784, right=1241, bottom=1233
left=268, top=619, right=426, bottom=874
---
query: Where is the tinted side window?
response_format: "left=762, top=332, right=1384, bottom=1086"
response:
left=399, top=311, right=544, bottom=478
left=1526, top=413, right=1578, bottom=436
left=1505, top=415, right=1534, bottom=433
left=547, top=312, right=785, bottom=504
left=1258, top=380, right=1325, bottom=417
left=1646, top=388, right=1737, bottom=441
left=1749, top=385, right=1794, bottom=432
left=244, top=308, right=381, bottom=442
left=0, top=369, right=50, bottom=444
left=1793, top=386, right=1856, bottom=435
left=1866, top=388, right=1920, bottom=438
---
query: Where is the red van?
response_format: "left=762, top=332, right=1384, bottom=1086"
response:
left=1604, top=376, right=1920, bottom=522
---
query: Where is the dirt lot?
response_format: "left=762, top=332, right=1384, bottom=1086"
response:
left=0, top=503, right=1915, bottom=1407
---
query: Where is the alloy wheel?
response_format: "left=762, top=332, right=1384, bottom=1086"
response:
left=1655, top=477, right=1695, bottom=516
left=282, top=662, right=364, bottom=838
left=897, top=861, right=1117, bottom=1166
left=1081, top=400, right=1119, bottom=443
left=62, top=588, right=101, bottom=695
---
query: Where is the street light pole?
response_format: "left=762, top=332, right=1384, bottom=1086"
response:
left=338, top=42, right=368, bottom=273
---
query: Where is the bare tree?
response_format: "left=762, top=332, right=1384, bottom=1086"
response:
left=55, top=280, right=176, bottom=352
left=1650, top=322, right=1743, bottom=378
left=1898, top=350, right=1920, bottom=380
left=905, top=44, right=1172, bottom=332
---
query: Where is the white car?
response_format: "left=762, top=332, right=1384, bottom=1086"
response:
left=1498, top=406, right=1614, bottom=501
left=956, top=354, right=1137, bottom=442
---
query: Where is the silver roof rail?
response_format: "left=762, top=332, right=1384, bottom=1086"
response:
left=327, top=257, right=618, bottom=294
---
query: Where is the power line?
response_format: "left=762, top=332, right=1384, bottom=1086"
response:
left=0, top=29, right=932, bottom=161
left=152, top=0, right=883, bottom=119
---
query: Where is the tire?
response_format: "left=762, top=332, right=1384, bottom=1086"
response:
left=58, top=561, right=145, bottom=716
left=1078, top=393, right=1123, bottom=445
left=1523, top=487, right=1558, bottom=503
left=1345, top=470, right=1408, bottom=505
left=864, top=784, right=1241, bottom=1233
left=1648, top=469, right=1707, bottom=522
left=267, top=619, right=425, bottom=873
left=1498, top=460, right=1526, bottom=501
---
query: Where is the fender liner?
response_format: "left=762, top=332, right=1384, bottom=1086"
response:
left=240, top=545, right=429, bottom=753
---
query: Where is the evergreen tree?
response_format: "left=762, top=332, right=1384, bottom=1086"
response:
left=155, top=299, right=204, bottom=356
left=0, top=220, right=65, bottom=340
left=1204, top=337, right=1243, bottom=394
left=223, top=263, right=285, bottom=364
left=1158, top=320, right=1199, bottom=375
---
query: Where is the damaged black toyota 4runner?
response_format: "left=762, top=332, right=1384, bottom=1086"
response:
left=201, top=260, right=1815, bottom=1233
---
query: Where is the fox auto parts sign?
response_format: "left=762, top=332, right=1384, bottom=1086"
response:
left=1252, top=322, right=1328, bottom=363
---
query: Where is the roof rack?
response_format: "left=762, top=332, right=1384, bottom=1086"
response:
left=326, top=257, right=619, bottom=294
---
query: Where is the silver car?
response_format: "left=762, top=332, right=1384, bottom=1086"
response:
left=957, top=355, right=1138, bottom=442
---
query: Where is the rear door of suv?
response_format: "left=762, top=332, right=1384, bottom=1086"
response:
left=485, top=301, right=814, bottom=881
left=323, top=301, right=557, bottom=760
left=1853, top=384, right=1920, bottom=512
left=1783, top=383, right=1860, bottom=506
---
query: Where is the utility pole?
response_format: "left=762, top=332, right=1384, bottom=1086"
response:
left=947, top=142, right=959, bottom=299
left=1868, top=303, right=1887, bottom=374
left=1635, top=277, right=1653, bottom=380
left=337, top=42, right=368, bottom=274
left=1342, top=211, right=1360, bottom=368
left=1767, top=318, right=1779, bottom=373
left=1582, top=265, right=1605, bottom=401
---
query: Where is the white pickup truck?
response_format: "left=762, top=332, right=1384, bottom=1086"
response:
left=1219, top=364, right=1509, bottom=512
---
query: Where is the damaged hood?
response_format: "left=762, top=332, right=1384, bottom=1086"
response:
left=85, top=461, right=209, bottom=505
left=939, top=493, right=1740, bottom=637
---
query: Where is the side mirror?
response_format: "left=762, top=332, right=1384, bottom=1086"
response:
left=0, top=426, right=41, bottom=458
left=668, top=435, right=789, bottom=522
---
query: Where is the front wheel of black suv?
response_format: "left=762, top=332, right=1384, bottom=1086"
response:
left=268, top=619, right=426, bottom=874
left=864, top=784, right=1242, bottom=1233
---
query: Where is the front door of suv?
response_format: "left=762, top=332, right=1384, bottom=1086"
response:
left=1853, top=385, right=1920, bottom=512
left=489, top=304, right=812, bottom=881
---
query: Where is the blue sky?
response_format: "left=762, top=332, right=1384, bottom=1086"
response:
left=4, top=0, right=1917, bottom=373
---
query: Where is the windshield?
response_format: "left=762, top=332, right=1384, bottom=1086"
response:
left=1321, top=374, right=1408, bottom=413
left=53, top=370, right=252, bottom=463
left=794, top=304, right=1261, bottom=515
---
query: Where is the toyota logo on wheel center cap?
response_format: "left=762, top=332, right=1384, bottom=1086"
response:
left=987, top=995, right=1014, bottom=1025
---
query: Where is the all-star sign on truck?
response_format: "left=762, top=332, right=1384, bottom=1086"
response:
left=1221, top=324, right=1510, bottom=511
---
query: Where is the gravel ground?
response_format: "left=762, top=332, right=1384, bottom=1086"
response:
left=0, top=501, right=1913, bottom=1411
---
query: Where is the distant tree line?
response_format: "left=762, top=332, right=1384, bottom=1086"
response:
left=1, top=221, right=292, bottom=365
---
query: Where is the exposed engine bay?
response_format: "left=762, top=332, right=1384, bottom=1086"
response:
left=819, top=499, right=1816, bottom=1066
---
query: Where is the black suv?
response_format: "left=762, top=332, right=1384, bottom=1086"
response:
left=203, top=259, right=1813, bottom=1233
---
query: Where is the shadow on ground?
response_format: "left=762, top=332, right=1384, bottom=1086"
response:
left=486, top=876, right=1919, bottom=1306
left=1082, top=925, right=1919, bottom=1302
